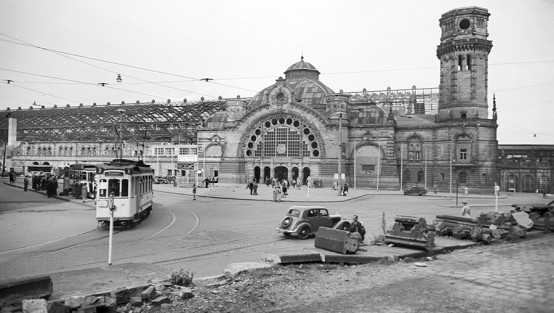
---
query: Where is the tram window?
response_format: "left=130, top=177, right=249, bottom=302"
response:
left=122, top=179, right=129, bottom=197
left=108, top=179, right=121, bottom=197
left=99, top=179, right=108, bottom=197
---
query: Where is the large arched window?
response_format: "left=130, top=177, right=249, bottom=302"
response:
left=244, top=117, right=321, bottom=158
left=408, top=138, right=422, bottom=160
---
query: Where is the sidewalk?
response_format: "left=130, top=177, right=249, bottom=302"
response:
left=153, top=181, right=511, bottom=203
left=2, top=176, right=514, bottom=205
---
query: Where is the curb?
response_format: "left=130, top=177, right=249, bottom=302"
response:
left=155, top=189, right=371, bottom=203
left=3, top=181, right=70, bottom=202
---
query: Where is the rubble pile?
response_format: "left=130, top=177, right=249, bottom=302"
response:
left=384, top=216, right=436, bottom=251
left=435, top=211, right=532, bottom=244
left=4, top=283, right=195, bottom=313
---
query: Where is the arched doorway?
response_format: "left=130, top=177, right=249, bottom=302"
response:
left=354, top=145, right=382, bottom=188
left=302, top=167, right=311, bottom=185
left=292, top=167, right=299, bottom=184
left=254, top=166, right=261, bottom=183
left=274, top=166, right=288, bottom=182
left=264, top=166, right=271, bottom=183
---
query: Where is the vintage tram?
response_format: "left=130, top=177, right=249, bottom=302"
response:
left=68, top=163, right=99, bottom=198
left=95, top=159, right=154, bottom=228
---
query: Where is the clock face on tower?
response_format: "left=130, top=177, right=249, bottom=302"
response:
left=459, top=19, right=470, bottom=30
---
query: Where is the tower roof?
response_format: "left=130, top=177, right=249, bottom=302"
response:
left=284, top=56, right=320, bottom=75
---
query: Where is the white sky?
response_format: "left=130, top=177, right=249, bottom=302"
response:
left=1, top=0, right=553, bottom=145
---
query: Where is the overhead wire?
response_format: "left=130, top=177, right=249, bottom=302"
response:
left=0, top=34, right=216, bottom=98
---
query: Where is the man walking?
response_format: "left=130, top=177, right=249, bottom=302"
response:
left=23, top=175, right=29, bottom=191
left=461, top=202, right=471, bottom=217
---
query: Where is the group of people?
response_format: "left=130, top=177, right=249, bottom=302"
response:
left=246, top=180, right=259, bottom=195
left=24, top=174, right=59, bottom=198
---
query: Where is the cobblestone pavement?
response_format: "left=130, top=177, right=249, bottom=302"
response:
left=290, top=233, right=554, bottom=313
left=420, top=234, right=554, bottom=312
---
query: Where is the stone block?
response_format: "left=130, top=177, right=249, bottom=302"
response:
left=140, top=286, right=156, bottom=301
left=76, top=307, right=96, bottom=313
left=47, top=301, right=70, bottom=313
left=151, top=296, right=170, bottom=306
left=0, top=276, right=53, bottom=307
left=129, top=296, right=142, bottom=307
left=22, top=299, right=47, bottom=313
left=110, top=286, right=146, bottom=305
left=64, top=296, right=85, bottom=309
left=178, top=288, right=194, bottom=300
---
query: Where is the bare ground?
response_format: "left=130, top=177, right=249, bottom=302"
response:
left=144, top=241, right=540, bottom=313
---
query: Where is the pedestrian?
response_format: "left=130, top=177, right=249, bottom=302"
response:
left=332, top=180, right=338, bottom=190
left=349, top=215, right=366, bottom=242
left=74, top=181, right=80, bottom=199
left=433, top=182, right=437, bottom=194
left=192, top=184, right=197, bottom=200
left=81, top=183, right=88, bottom=202
left=23, top=175, right=29, bottom=191
left=253, top=180, right=258, bottom=195
left=9, top=172, right=15, bottom=184
left=342, top=183, right=349, bottom=196
left=203, top=177, right=209, bottom=188
left=464, top=186, right=469, bottom=197
left=282, top=182, right=288, bottom=197
left=461, top=202, right=471, bottom=217
left=273, top=184, right=282, bottom=202
left=246, top=181, right=254, bottom=195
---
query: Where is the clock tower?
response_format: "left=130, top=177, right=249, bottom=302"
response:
left=436, top=7, right=493, bottom=121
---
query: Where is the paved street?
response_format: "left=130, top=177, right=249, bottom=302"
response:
left=1, top=177, right=553, bottom=312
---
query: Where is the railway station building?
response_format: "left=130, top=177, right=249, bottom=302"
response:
left=2, top=7, right=547, bottom=193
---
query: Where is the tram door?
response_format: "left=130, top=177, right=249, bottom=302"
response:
left=274, top=166, right=288, bottom=182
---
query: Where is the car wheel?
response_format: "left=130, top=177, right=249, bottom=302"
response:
left=298, top=226, right=311, bottom=239
left=281, top=217, right=292, bottom=228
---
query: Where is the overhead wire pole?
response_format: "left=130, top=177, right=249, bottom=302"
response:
left=337, top=113, right=342, bottom=196
left=376, top=142, right=381, bottom=191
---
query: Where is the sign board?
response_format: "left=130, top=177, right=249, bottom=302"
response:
left=178, top=155, right=197, bottom=162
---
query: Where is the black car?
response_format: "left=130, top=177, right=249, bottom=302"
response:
left=403, top=186, right=427, bottom=196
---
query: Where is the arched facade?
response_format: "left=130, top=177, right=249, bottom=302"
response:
left=2, top=7, right=502, bottom=193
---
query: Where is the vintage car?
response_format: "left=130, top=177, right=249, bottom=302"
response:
left=403, top=186, right=427, bottom=196
left=276, top=206, right=351, bottom=239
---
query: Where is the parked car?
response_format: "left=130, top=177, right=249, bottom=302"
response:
left=276, top=206, right=351, bottom=239
left=403, top=186, right=427, bottom=196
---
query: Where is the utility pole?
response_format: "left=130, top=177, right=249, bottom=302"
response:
left=1, top=141, right=6, bottom=178
left=337, top=113, right=342, bottom=196
left=117, top=109, right=125, bottom=160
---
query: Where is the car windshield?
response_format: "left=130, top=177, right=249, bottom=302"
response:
left=288, top=209, right=301, bottom=217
